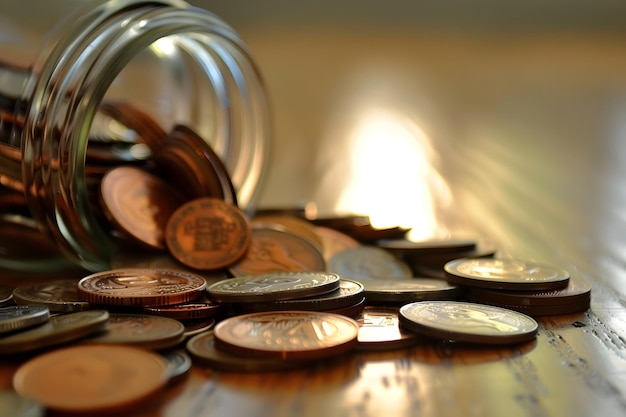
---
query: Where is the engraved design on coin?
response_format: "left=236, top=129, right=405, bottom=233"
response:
left=207, top=271, right=340, bottom=302
left=399, top=301, right=538, bottom=344
left=165, top=198, right=251, bottom=270
left=214, top=311, right=359, bottom=359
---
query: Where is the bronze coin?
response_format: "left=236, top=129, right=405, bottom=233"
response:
left=165, top=198, right=251, bottom=270
left=153, top=125, right=237, bottom=204
left=13, top=344, right=168, bottom=413
left=77, top=268, right=207, bottom=307
left=251, top=214, right=324, bottom=252
left=143, top=300, right=227, bottom=320
left=229, top=227, right=326, bottom=276
left=213, top=310, right=359, bottom=360
left=314, top=226, right=361, bottom=262
left=99, top=166, right=184, bottom=250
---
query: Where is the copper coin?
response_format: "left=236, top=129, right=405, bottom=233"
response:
left=77, top=268, right=206, bottom=306
left=13, top=344, right=168, bottom=413
left=208, top=271, right=341, bottom=303
left=153, top=126, right=237, bottom=204
left=314, top=226, right=361, bottom=261
left=12, top=279, right=90, bottom=313
left=327, top=246, right=412, bottom=280
left=229, top=227, right=326, bottom=276
left=165, top=198, right=251, bottom=270
left=98, top=100, right=167, bottom=148
left=356, top=307, right=423, bottom=351
left=99, top=166, right=184, bottom=250
left=399, top=301, right=538, bottom=345
left=83, top=313, right=185, bottom=350
left=213, top=310, right=359, bottom=360
left=186, top=330, right=308, bottom=372
left=444, top=258, right=570, bottom=291
left=252, top=214, right=324, bottom=252
left=0, top=310, right=110, bottom=355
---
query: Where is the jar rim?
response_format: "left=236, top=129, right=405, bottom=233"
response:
left=20, top=1, right=270, bottom=271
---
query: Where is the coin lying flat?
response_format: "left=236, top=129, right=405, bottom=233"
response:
left=213, top=311, right=359, bottom=360
left=327, top=246, right=412, bottom=281
left=359, top=278, right=463, bottom=303
left=229, top=227, right=326, bottom=276
left=0, top=284, right=13, bottom=306
left=0, top=306, right=49, bottom=335
left=313, top=226, right=361, bottom=261
left=99, top=166, right=184, bottom=250
left=186, top=331, right=308, bottom=372
left=0, top=310, right=110, bottom=355
left=165, top=198, right=251, bottom=270
left=143, top=299, right=227, bottom=320
left=208, top=271, right=340, bottom=303
left=465, top=271, right=591, bottom=316
left=162, top=349, right=192, bottom=382
left=399, top=301, right=538, bottom=345
left=444, top=258, right=570, bottom=291
left=12, top=279, right=90, bottom=313
left=77, top=268, right=207, bottom=307
left=356, top=307, right=423, bottom=351
left=83, top=314, right=185, bottom=350
left=234, top=279, right=364, bottom=314
left=13, top=344, right=168, bottom=413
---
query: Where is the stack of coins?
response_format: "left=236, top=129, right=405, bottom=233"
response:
left=444, top=257, right=591, bottom=316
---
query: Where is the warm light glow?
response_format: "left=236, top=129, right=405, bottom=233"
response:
left=150, top=37, right=177, bottom=57
left=335, top=107, right=446, bottom=239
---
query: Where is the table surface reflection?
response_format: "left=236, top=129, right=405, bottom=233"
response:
left=3, top=3, right=626, bottom=416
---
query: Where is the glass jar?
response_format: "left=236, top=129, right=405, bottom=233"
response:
left=0, top=0, right=270, bottom=272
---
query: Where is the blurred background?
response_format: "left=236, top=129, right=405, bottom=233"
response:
left=190, top=1, right=626, bottom=301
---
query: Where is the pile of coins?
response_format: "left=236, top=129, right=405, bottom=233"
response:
left=0, top=101, right=593, bottom=415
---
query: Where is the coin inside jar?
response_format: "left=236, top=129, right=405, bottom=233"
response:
left=165, top=198, right=251, bottom=271
left=99, top=165, right=185, bottom=250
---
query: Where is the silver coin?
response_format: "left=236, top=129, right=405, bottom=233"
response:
left=399, top=301, right=538, bottom=345
left=0, top=306, right=50, bottom=334
left=207, top=271, right=341, bottom=303
left=12, top=279, right=90, bottom=313
left=356, top=307, right=423, bottom=351
left=359, top=278, right=462, bottom=303
left=0, top=284, right=13, bottom=306
left=162, top=349, right=192, bottom=382
left=234, top=279, right=364, bottom=313
left=444, top=258, right=570, bottom=291
left=327, top=246, right=412, bottom=280
left=0, top=310, right=110, bottom=355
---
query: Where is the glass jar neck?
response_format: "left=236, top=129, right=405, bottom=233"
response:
left=12, top=1, right=269, bottom=271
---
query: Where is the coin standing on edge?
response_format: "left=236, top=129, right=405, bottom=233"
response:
left=13, top=344, right=168, bottom=413
left=207, top=271, right=341, bottom=303
left=99, top=166, right=184, bottom=250
left=165, top=198, right=251, bottom=271
left=229, top=227, right=326, bottom=276
left=399, top=301, right=538, bottom=345
left=444, top=258, right=570, bottom=291
left=77, top=268, right=207, bottom=307
left=213, top=310, right=359, bottom=360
